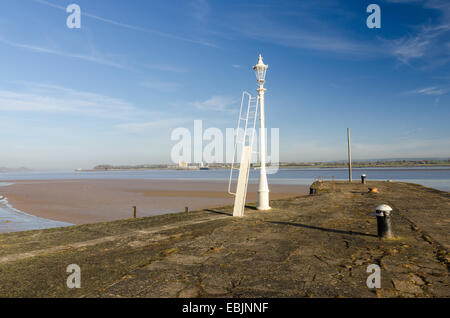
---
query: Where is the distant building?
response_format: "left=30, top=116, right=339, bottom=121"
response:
left=178, top=160, right=188, bottom=169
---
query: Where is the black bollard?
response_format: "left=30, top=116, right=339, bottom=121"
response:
left=375, top=204, right=393, bottom=239
left=309, top=188, right=316, bottom=195
left=361, top=174, right=367, bottom=184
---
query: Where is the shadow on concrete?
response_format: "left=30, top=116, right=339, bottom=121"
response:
left=204, top=209, right=232, bottom=216
left=267, top=221, right=377, bottom=238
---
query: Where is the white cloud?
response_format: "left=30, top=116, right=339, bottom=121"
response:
left=389, top=37, right=430, bottom=63
left=385, top=0, right=450, bottom=65
left=0, top=82, right=136, bottom=118
left=222, top=5, right=377, bottom=56
left=404, top=86, right=447, bottom=96
left=141, top=81, right=182, bottom=93
left=34, top=0, right=217, bottom=48
left=189, top=0, right=211, bottom=23
left=0, top=37, right=126, bottom=69
left=387, top=24, right=450, bottom=64
left=145, top=64, right=189, bottom=73
left=115, top=118, right=191, bottom=133
left=191, top=95, right=237, bottom=112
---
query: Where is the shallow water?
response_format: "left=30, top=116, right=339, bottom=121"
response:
left=0, top=197, right=72, bottom=233
left=1, top=167, right=449, bottom=190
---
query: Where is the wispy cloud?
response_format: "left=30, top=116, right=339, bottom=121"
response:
left=220, top=3, right=378, bottom=56
left=404, top=86, right=448, bottom=96
left=189, top=0, right=211, bottom=23
left=387, top=24, right=450, bottom=64
left=33, top=0, right=217, bottom=48
left=388, top=35, right=430, bottom=63
left=145, top=63, right=189, bottom=73
left=191, top=95, right=237, bottom=112
left=230, top=21, right=373, bottom=55
left=0, top=82, right=136, bottom=118
left=0, top=37, right=126, bottom=69
left=385, top=0, right=450, bottom=66
left=141, top=81, right=182, bottom=93
left=115, top=118, right=192, bottom=133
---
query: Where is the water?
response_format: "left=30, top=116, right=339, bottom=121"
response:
left=0, top=167, right=448, bottom=233
left=1, top=167, right=449, bottom=191
left=0, top=195, right=72, bottom=233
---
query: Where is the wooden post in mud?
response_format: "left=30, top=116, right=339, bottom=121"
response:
left=185, top=206, right=189, bottom=213
left=132, top=206, right=136, bottom=219
left=347, top=128, right=352, bottom=182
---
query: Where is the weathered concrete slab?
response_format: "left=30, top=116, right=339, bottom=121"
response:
left=0, top=181, right=448, bottom=297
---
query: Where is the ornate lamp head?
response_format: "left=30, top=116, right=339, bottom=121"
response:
left=253, top=54, right=268, bottom=84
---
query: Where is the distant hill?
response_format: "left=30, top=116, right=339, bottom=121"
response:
left=281, top=159, right=450, bottom=168
left=0, top=167, right=31, bottom=172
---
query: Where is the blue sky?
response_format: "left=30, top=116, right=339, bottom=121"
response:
left=0, top=0, right=449, bottom=169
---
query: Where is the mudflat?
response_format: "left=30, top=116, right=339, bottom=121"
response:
left=0, top=179, right=308, bottom=224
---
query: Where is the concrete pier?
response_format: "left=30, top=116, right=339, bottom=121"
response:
left=0, top=181, right=448, bottom=297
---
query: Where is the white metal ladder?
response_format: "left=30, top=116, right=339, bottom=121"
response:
left=228, top=91, right=259, bottom=217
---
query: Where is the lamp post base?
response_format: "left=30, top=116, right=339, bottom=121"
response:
left=257, top=190, right=271, bottom=210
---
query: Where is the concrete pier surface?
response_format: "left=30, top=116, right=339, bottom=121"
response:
left=0, top=181, right=448, bottom=297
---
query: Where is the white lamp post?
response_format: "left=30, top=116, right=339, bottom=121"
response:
left=253, top=54, right=270, bottom=210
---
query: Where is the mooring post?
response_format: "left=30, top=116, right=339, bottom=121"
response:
left=185, top=206, right=189, bottom=213
left=132, top=206, right=136, bottom=219
left=375, top=204, right=393, bottom=239
left=361, top=174, right=367, bottom=184
left=347, top=128, right=352, bottom=182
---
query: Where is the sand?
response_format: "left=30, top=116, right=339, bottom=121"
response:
left=0, top=179, right=308, bottom=225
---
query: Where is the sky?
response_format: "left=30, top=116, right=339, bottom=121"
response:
left=0, top=0, right=449, bottom=169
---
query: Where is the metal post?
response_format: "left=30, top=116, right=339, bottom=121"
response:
left=375, top=204, right=394, bottom=239
left=251, top=54, right=270, bottom=211
left=257, top=85, right=270, bottom=210
left=361, top=174, right=367, bottom=184
left=347, top=128, right=352, bottom=182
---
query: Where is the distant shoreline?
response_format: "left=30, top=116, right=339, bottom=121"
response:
left=78, top=164, right=450, bottom=172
